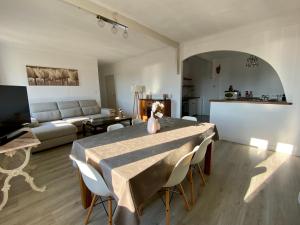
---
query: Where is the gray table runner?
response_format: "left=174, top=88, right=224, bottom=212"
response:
left=71, top=118, right=217, bottom=225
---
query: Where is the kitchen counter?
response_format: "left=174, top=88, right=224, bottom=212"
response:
left=210, top=99, right=292, bottom=105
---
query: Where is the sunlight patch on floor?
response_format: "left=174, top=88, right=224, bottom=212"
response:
left=250, top=138, right=269, bottom=150
left=244, top=151, right=290, bottom=203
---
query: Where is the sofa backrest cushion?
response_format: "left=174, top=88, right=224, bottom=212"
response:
left=57, top=101, right=83, bottom=119
left=30, top=102, right=61, bottom=123
left=79, top=100, right=101, bottom=116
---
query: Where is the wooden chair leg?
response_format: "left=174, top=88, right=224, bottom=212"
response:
left=108, top=197, right=113, bottom=225
left=177, top=184, right=191, bottom=211
left=85, top=194, right=97, bottom=225
left=165, top=188, right=170, bottom=225
left=188, top=167, right=195, bottom=206
left=197, top=164, right=206, bottom=185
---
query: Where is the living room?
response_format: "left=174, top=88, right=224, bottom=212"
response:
left=1, top=0, right=300, bottom=225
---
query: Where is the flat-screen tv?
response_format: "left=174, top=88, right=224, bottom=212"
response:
left=0, top=85, right=31, bottom=142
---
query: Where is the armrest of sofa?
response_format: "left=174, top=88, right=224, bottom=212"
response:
left=101, top=108, right=116, bottom=116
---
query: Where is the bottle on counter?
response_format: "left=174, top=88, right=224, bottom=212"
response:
left=245, top=91, right=249, bottom=98
left=282, top=94, right=286, bottom=102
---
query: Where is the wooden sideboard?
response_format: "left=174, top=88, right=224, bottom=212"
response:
left=139, top=99, right=171, bottom=121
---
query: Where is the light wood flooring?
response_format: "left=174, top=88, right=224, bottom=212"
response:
left=0, top=141, right=299, bottom=225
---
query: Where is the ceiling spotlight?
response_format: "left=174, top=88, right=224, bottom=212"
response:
left=111, top=24, right=118, bottom=34
left=123, top=28, right=128, bottom=39
left=97, top=18, right=105, bottom=28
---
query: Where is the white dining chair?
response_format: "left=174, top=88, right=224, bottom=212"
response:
left=107, top=123, right=124, bottom=132
left=69, top=155, right=113, bottom=225
left=188, top=133, right=215, bottom=205
left=182, top=116, right=197, bottom=122
left=163, top=151, right=195, bottom=225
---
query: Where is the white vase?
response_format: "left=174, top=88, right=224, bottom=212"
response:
left=147, top=112, right=157, bottom=134
left=156, top=119, right=160, bottom=131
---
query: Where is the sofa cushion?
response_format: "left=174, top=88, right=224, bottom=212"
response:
left=81, top=106, right=101, bottom=116
left=30, top=102, right=62, bottom=122
left=30, top=102, right=58, bottom=113
left=60, top=108, right=83, bottom=119
left=63, top=116, right=89, bottom=127
left=78, top=100, right=98, bottom=108
left=31, top=110, right=61, bottom=123
left=57, top=101, right=80, bottom=109
left=57, top=101, right=83, bottom=119
left=31, top=120, right=77, bottom=141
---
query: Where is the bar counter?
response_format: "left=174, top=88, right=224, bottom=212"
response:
left=210, top=99, right=292, bottom=105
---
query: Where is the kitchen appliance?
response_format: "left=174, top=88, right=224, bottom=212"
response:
left=224, top=91, right=238, bottom=100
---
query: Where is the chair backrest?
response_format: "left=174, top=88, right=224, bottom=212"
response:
left=69, top=155, right=111, bottom=197
left=107, top=123, right=124, bottom=132
left=164, top=151, right=195, bottom=187
left=191, top=133, right=215, bottom=165
left=182, top=116, right=197, bottom=122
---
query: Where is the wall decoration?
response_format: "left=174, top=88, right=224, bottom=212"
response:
left=26, top=65, right=79, bottom=86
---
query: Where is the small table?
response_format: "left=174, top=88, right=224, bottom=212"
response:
left=0, top=129, right=46, bottom=210
left=82, top=116, right=132, bottom=136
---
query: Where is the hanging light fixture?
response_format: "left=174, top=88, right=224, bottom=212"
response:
left=111, top=23, right=118, bottom=34
left=97, top=17, right=105, bottom=27
left=245, top=55, right=259, bottom=68
left=96, top=15, right=128, bottom=39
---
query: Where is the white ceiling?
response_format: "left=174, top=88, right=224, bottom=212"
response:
left=1, top=0, right=300, bottom=63
left=0, top=0, right=166, bottom=63
left=93, top=0, right=300, bottom=42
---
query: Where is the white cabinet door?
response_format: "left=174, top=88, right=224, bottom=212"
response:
left=188, top=99, right=197, bottom=116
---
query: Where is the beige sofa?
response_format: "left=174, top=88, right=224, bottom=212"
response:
left=30, top=100, right=115, bottom=152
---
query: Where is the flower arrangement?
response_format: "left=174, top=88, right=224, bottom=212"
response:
left=151, top=101, right=164, bottom=119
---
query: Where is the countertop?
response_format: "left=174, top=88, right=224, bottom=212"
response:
left=210, top=99, right=292, bottom=105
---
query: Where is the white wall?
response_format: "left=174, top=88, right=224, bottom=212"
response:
left=0, top=43, right=101, bottom=104
left=100, top=47, right=181, bottom=118
left=181, top=14, right=300, bottom=155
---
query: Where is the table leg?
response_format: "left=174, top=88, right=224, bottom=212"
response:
left=0, top=147, right=46, bottom=211
left=77, top=170, right=92, bottom=209
left=204, top=142, right=212, bottom=175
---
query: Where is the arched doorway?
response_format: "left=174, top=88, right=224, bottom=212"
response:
left=181, top=50, right=285, bottom=121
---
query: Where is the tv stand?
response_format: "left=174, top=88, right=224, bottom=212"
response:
left=0, top=130, right=28, bottom=146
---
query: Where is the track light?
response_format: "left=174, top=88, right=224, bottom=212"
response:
left=96, top=15, right=128, bottom=39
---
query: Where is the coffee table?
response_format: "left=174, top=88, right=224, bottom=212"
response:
left=82, top=116, right=132, bottom=136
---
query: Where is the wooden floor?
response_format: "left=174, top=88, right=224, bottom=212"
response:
left=0, top=141, right=299, bottom=225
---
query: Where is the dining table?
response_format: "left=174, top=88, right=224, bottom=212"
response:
left=71, top=117, right=218, bottom=225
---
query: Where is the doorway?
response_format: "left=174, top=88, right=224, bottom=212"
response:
left=105, top=75, right=117, bottom=109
